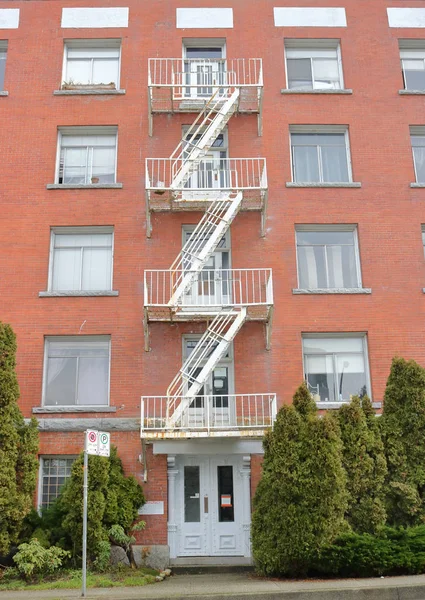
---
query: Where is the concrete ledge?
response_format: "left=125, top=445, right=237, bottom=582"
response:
left=293, top=288, right=371, bottom=295
left=54, top=89, right=125, bottom=95
left=33, top=406, right=117, bottom=413
left=46, top=183, right=123, bottom=190
left=410, top=183, right=425, bottom=188
left=32, top=417, right=139, bottom=431
left=0, top=90, right=8, bottom=96
left=399, top=89, right=425, bottom=95
left=286, top=182, right=361, bottom=188
left=281, top=88, right=353, bottom=95
left=317, top=401, right=382, bottom=410
left=39, top=290, right=119, bottom=297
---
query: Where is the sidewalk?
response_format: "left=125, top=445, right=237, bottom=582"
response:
left=3, top=572, right=425, bottom=600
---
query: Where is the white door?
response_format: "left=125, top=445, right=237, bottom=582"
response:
left=177, top=455, right=245, bottom=556
left=184, top=46, right=225, bottom=99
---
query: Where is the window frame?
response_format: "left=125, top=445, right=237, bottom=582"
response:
left=47, top=226, right=114, bottom=293
left=289, top=125, right=353, bottom=184
left=284, top=39, right=344, bottom=91
left=410, top=126, right=425, bottom=184
left=399, top=41, right=425, bottom=91
left=0, top=40, right=7, bottom=92
left=55, top=127, right=118, bottom=186
left=62, top=39, right=122, bottom=89
left=182, top=334, right=235, bottom=396
left=37, top=455, right=77, bottom=510
left=302, top=333, right=371, bottom=404
left=295, top=224, right=362, bottom=290
left=42, top=335, right=111, bottom=408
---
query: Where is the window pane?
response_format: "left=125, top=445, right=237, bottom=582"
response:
left=403, top=60, right=425, bottom=90
left=185, top=47, right=223, bottom=59
left=184, top=466, right=200, bottom=522
left=92, top=59, right=119, bottom=86
left=297, top=230, right=354, bottom=245
left=77, top=357, right=109, bottom=405
left=45, top=357, right=77, bottom=405
left=312, top=58, right=340, bottom=89
left=413, top=146, right=425, bottom=183
left=41, top=458, right=75, bottom=508
left=305, top=354, right=335, bottom=402
left=298, top=245, right=327, bottom=288
left=66, top=59, right=91, bottom=84
left=327, top=243, right=358, bottom=287
left=304, top=337, right=363, bottom=354
left=287, top=58, right=312, bottom=89
left=81, top=247, right=112, bottom=290
left=0, top=51, right=6, bottom=91
left=92, top=147, right=116, bottom=183
left=292, top=145, right=320, bottom=182
left=52, top=248, right=81, bottom=291
left=218, top=466, right=234, bottom=522
left=336, top=353, right=367, bottom=400
left=321, top=145, right=349, bottom=182
left=62, top=148, right=87, bottom=184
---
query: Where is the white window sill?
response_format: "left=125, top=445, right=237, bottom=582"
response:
left=46, top=183, right=123, bottom=190
left=410, top=183, right=425, bottom=188
left=0, top=91, right=8, bottom=96
left=281, top=88, right=353, bottom=95
left=399, top=90, right=425, bottom=95
left=39, top=290, right=119, bottom=297
left=286, top=182, right=361, bottom=188
left=33, top=406, right=116, bottom=413
left=54, top=89, right=125, bottom=96
left=317, top=401, right=381, bottom=410
left=293, top=288, right=371, bottom=295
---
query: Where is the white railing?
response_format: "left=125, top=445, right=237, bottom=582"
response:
left=144, top=268, right=273, bottom=308
left=146, top=158, right=267, bottom=194
left=148, top=58, right=263, bottom=91
left=141, top=393, right=277, bottom=435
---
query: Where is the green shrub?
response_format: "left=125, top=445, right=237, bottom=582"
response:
left=316, top=526, right=425, bottom=577
left=336, top=396, right=387, bottom=533
left=93, top=540, right=112, bottom=573
left=252, top=383, right=347, bottom=577
left=13, top=538, right=70, bottom=581
left=381, top=358, right=425, bottom=526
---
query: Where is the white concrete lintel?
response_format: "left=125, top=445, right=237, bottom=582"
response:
left=61, top=7, right=129, bottom=29
left=0, top=9, right=19, bottom=29
left=152, top=439, right=263, bottom=455
left=274, top=7, right=347, bottom=28
left=176, top=8, right=233, bottom=29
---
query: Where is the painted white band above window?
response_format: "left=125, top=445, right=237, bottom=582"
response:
left=0, top=9, right=19, bottom=29
left=61, top=7, right=129, bottom=29
left=388, top=8, right=425, bottom=28
left=274, top=7, right=347, bottom=27
left=176, top=8, right=233, bottom=29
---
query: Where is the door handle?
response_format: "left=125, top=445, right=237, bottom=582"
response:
left=204, top=496, right=209, bottom=513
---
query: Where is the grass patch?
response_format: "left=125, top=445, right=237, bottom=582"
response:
left=0, top=567, right=159, bottom=591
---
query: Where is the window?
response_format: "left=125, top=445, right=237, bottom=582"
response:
left=49, top=227, right=113, bottom=292
left=39, top=457, right=75, bottom=508
left=411, top=128, right=425, bottom=183
left=57, top=128, right=117, bottom=185
left=400, top=42, right=425, bottom=91
left=296, top=226, right=361, bottom=289
left=0, top=42, right=7, bottom=91
left=303, top=335, right=370, bottom=403
left=43, top=336, right=110, bottom=407
left=183, top=39, right=226, bottom=98
left=290, top=128, right=351, bottom=183
left=62, top=40, right=121, bottom=88
left=285, top=40, right=343, bottom=90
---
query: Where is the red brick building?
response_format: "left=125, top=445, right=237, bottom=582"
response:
left=2, top=0, right=425, bottom=567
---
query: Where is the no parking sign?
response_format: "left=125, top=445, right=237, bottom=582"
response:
left=85, top=429, right=110, bottom=457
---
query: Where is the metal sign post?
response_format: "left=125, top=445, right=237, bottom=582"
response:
left=81, top=429, right=110, bottom=598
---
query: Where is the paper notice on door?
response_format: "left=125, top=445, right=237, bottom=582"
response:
left=221, top=494, right=232, bottom=507
left=190, top=493, right=200, bottom=499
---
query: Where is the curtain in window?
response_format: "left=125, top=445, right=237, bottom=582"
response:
left=414, top=146, right=425, bottom=183
left=293, top=146, right=319, bottom=182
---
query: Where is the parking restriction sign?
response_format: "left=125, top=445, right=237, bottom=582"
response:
left=86, top=429, right=98, bottom=455
left=98, top=432, right=110, bottom=457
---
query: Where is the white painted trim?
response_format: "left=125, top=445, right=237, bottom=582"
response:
left=61, top=8, right=129, bottom=29
left=176, top=8, right=233, bottom=29
left=153, top=439, right=263, bottom=455
left=274, top=7, right=347, bottom=28
left=0, top=9, right=19, bottom=29
left=62, top=39, right=122, bottom=89
left=388, top=8, right=425, bottom=29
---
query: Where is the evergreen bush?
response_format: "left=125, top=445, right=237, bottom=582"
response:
left=252, top=383, right=347, bottom=576
left=381, top=357, right=425, bottom=525
left=13, top=538, right=70, bottom=581
left=336, top=395, right=387, bottom=533
left=0, top=322, right=39, bottom=555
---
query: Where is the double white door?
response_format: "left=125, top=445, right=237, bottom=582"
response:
left=177, top=455, right=244, bottom=556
